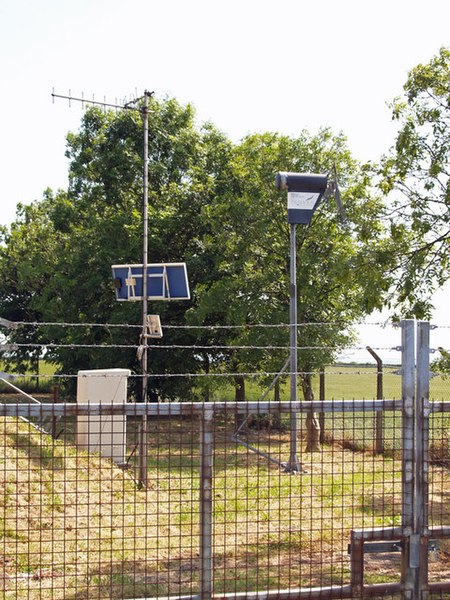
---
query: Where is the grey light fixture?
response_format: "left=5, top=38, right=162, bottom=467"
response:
left=275, top=171, right=328, bottom=472
left=276, top=172, right=328, bottom=224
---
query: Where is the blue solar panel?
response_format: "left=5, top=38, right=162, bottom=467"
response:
left=112, top=263, right=190, bottom=301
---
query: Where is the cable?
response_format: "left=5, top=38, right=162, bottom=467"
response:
left=1, top=368, right=399, bottom=380
left=0, top=342, right=400, bottom=352
left=0, top=319, right=362, bottom=330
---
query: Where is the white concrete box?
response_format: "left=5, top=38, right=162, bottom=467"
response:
left=76, top=368, right=130, bottom=464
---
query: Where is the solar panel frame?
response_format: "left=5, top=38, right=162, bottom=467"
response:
left=112, top=263, right=190, bottom=301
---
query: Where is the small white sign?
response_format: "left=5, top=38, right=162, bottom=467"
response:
left=288, top=191, right=319, bottom=210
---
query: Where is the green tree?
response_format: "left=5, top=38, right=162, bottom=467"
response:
left=0, top=98, right=395, bottom=457
left=0, top=99, right=231, bottom=399
left=192, top=129, right=394, bottom=450
left=380, top=47, right=450, bottom=316
left=431, top=347, right=450, bottom=378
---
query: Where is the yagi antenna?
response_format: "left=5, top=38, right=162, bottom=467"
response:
left=53, top=87, right=156, bottom=488
left=51, top=88, right=154, bottom=113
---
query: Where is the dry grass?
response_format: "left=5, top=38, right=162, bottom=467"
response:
left=0, top=415, right=449, bottom=599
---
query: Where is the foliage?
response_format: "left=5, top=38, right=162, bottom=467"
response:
left=380, top=47, right=450, bottom=317
left=431, top=346, right=450, bottom=379
left=0, top=99, right=215, bottom=399
left=0, top=97, right=394, bottom=401
left=194, top=129, right=394, bottom=398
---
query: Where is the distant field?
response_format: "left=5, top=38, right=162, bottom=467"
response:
left=0, top=360, right=57, bottom=394
left=1, top=362, right=449, bottom=402
left=0, top=360, right=57, bottom=376
left=200, top=364, right=450, bottom=403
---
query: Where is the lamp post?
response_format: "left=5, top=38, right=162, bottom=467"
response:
left=275, top=172, right=328, bottom=472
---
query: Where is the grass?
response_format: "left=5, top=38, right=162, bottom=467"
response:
left=1, top=361, right=449, bottom=404
left=197, top=364, right=450, bottom=403
left=0, top=364, right=449, bottom=598
left=1, top=412, right=449, bottom=599
left=0, top=360, right=57, bottom=394
left=1, top=361, right=449, bottom=399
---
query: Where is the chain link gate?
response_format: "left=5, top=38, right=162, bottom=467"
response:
left=1, top=320, right=449, bottom=599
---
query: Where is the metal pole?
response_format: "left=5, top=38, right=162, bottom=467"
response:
left=400, top=319, right=415, bottom=598
left=319, top=370, right=325, bottom=445
left=199, top=408, right=213, bottom=599
left=366, top=346, right=384, bottom=453
left=415, top=321, right=430, bottom=598
left=285, top=223, right=301, bottom=472
left=52, top=384, right=59, bottom=439
left=138, top=91, right=150, bottom=488
left=142, top=90, right=150, bottom=401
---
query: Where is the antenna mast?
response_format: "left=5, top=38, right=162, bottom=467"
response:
left=52, top=88, right=154, bottom=487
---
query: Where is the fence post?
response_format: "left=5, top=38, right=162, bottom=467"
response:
left=138, top=406, right=149, bottom=488
left=52, top=384, right=59, bottom=439
left=366, top=346, right=384, bottom=453
left=401, top=319, right=415, bottom=598
left=199, top=407, right=214, bottom=599
left=415, top=321, right=430, bottom=598
left=319, top=370, right=325, bottom=445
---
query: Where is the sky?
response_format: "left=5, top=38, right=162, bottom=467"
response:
left=0, top=0, right=449, bottom=358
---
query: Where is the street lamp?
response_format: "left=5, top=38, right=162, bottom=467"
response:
left=276, top=172, right=328, bottom=225
left=275, top=171, right=328, bottom=472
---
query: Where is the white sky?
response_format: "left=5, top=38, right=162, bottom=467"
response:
left=0, top=0, right=449, bottom=337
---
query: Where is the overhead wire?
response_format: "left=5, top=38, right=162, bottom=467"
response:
left=0, top=319, right=407, bottom=330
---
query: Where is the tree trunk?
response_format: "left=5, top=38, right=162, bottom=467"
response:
left=202, top=353, right=210, bottom=402
left=234, top=374, right=246, bottom=431
left=302, top=372, right=321, bottom=452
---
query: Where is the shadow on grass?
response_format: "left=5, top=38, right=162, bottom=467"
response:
left=63, top=542, right=349, bottom=600
left=5, top=429, right=66, bottom=471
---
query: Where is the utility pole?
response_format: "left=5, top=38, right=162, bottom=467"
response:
left=138, top=90, right=152, bottom=488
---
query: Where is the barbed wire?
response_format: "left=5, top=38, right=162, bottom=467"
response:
left=3, top=342, right=140, bottom=349
left=8, top=321, right=143, bottom=329
left=6, top=318, right=446, bottom=384
left=150, top=344, right=399, bottom=352
left=0, top=342, right=400, bottom=352
left=3, top=317, right=450, bottom=331
left=1, top=319, right=403, bottom=330
left=1, top=368, right=397, bottom=380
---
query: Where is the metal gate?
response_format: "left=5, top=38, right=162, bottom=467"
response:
left=0, top=320, right=449, bottom=599
left=348, top=320, right=450, bottom=599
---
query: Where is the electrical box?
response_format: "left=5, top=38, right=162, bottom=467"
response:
left=146, top=314, right=163, bottom=338
left=76, top=368, right=130, bottom=465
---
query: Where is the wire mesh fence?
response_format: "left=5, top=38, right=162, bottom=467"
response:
left=0, top=401, right=402, bottom=599
left=0, top=319, right=449, bottom=599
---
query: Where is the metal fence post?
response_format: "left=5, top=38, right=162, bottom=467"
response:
left=401, top=319, right=415, bottom=598
left=416, top=321, right=430, bottom=598
left=366, top=346, right=384, bottom=453
left=319, top=370, right=325, bottom=445
left=137, top=410, right=149, bottom=489
left=199, top=407, right=214, bottom=599
left=52, top=384, right=59, bottom=439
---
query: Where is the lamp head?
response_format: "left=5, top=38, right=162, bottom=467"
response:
left=275, top=171, right=328, bottom=225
